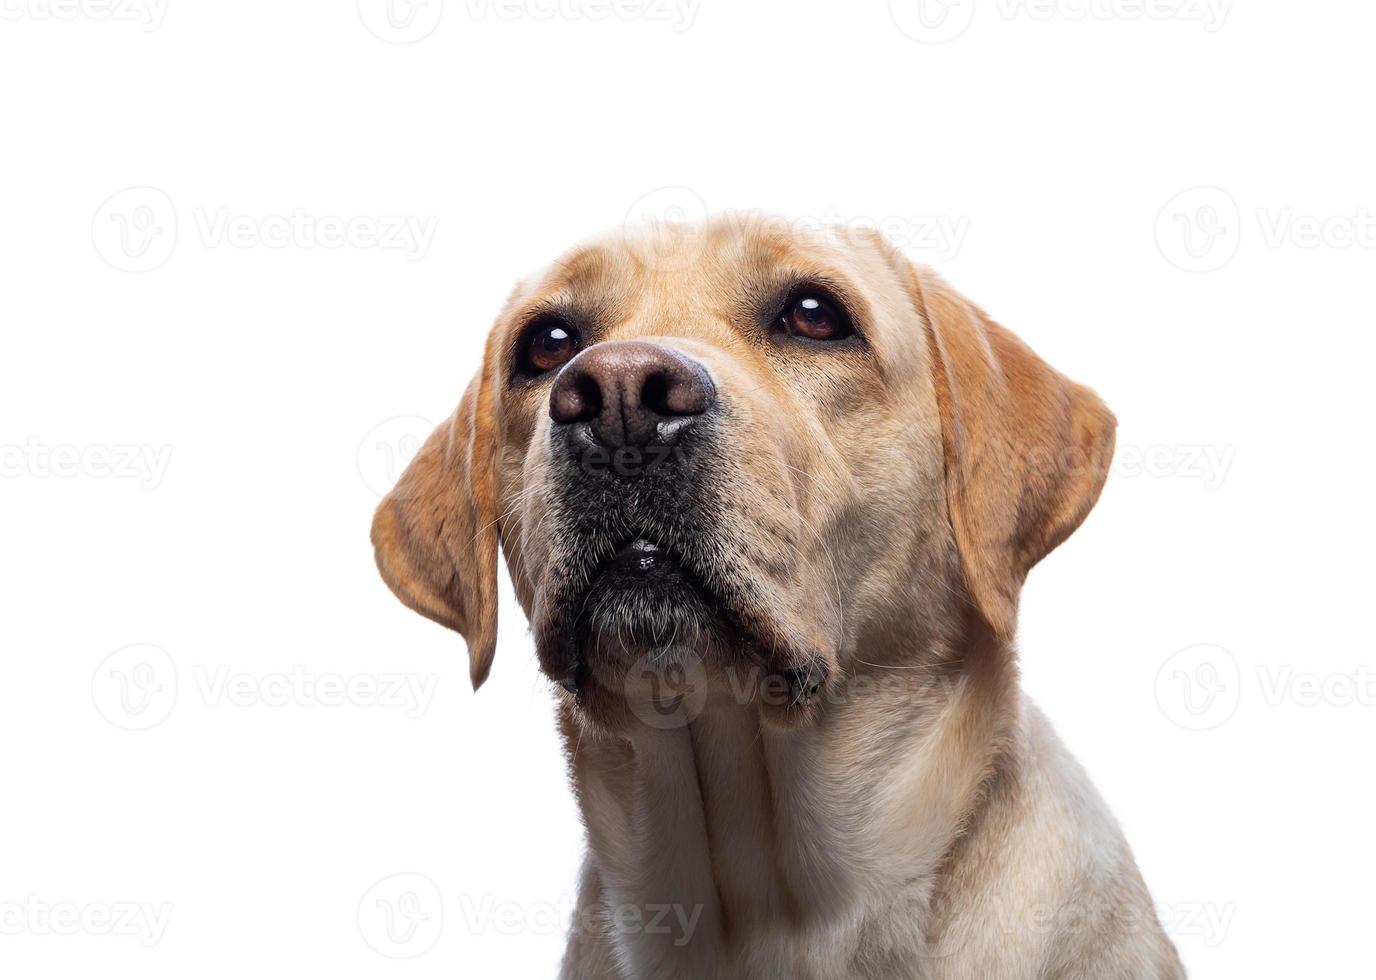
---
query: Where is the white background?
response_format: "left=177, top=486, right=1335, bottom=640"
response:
left=2, top=1, right=1372, bottom=977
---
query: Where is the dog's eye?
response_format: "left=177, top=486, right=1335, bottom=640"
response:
left=521, top=320, right=581, bottom=375
left=780, top=294, right=852, bottom=341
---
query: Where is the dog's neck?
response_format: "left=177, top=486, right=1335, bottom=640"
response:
left=560, top=626, right=1020, bottom=976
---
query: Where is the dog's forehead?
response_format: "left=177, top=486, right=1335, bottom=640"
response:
left=517, top=217, right=879, bottom=303
left=502, top=215, right=925, bottom=371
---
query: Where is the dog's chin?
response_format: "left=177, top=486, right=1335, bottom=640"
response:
left=580, top=539, right=718, bottom=654
left=534, top=539, right=836, bottom=732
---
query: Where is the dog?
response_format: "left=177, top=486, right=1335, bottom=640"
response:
left=371, top=215, right=1185, bottom=979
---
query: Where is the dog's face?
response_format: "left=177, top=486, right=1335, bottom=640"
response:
left=372, top=216, right=1116, bottom=727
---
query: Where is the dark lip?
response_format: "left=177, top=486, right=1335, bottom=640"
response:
left=576, top=533, right=724, bottom=625
left=603, top=536, right=672, bottom=573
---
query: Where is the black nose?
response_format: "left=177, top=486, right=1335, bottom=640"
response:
left=549, top=340, right=715, bottom=447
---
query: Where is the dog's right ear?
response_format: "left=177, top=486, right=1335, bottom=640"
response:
left=370, top=372, right=500, bottom=690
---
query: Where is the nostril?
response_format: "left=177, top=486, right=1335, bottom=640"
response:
left=571, top=372, right=602, bottom=420
left=642, top=364, right=714, bottom=417
left=550, top=367, right=603, bottom=425
left=640, top=371, right=672, bottom=417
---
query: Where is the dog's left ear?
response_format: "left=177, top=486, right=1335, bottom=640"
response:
left=912, top=267, right=1117, bottom=642
left=370, top=369, right=501, bottom=689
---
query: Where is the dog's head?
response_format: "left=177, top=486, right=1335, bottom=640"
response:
left=371, top=216, right=1115, bottom=726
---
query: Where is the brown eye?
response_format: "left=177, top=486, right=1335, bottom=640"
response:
left=781, top=294, right=852, bottom=341
left=523, top=321, right=580, bottom=374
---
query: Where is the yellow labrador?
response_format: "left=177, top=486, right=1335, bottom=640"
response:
left=371, top=216, right=1184, bottom=979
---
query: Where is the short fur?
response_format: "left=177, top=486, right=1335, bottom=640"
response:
left=371, top=215, right=1184, bottom=979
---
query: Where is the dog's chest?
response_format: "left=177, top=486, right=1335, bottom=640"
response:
left=570, top=702, right=943, bottom=979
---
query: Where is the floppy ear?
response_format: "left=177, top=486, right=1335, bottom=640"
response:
left=914, top=269, right=1116, bottom=641
left=370, top=372, right=500, bottom=689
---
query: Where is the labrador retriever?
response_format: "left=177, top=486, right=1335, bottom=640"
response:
left=371, top=215, right=1185, bottom=979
